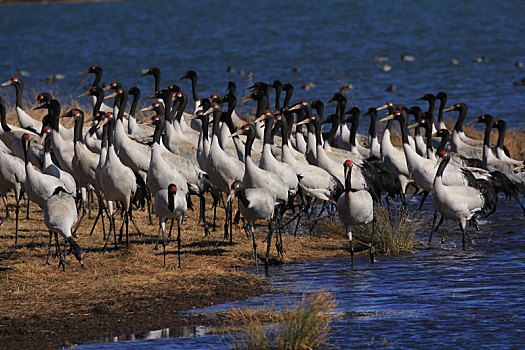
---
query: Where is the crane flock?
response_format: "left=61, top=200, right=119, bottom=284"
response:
left=0, top=66, right=524, bottom=271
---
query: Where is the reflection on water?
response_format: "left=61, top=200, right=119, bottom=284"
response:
left=75, top=197, right=525, bottom=349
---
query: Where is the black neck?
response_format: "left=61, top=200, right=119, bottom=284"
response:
left=154, top=71, right=161, bottom=93
left=152, top=118, right=164, bottom=144
left=483, top=117, right=494, bottom=146
left=436, top=155, right=450, bottom=178
left=495, top=121, right=506, bottom=148
left=263, top=115, right=274, bottom=145
left=44, top=133, right=52, bottom=153
left=427, top=96, right=436, bottom=116
left=237, top=188, right=250, bottom=208
left=437, top=94, right=447, bottom=124
left=93, top=69, right=102, bottom=87
left=168, top=190, right=175, bottom=212
left=344, top=166, right=352, bottom=193
left=21, top=138, right=29, bottom=164
left=175, top=93, right=188, bottom=122
left=264, top=85, right=271, bottom=110
left=423, top=122, right=434, bottom=157
left=201, top=114, right=209, bottom=142
left=435, top=131, right=451, bottom=155
left=283, top=86, right=293, bottom=109
left=396, top=114, right=410, bottom=145
left=49, top=100, right=61, bottom=131
left=117, top=91, right=128, bottom=121
left=255, top=94, right=267, bottom=120
left=211, top=109, right=222, bottom=137
left=93, top=88, right=104, bottom=117
left=169, top=99, right=181, bottom=122
left=190, top=75, right=199, bottom=102
left=14, top=81, right=23, bottom=108
left=129, top=90, right=141, bottom=119
left=453, top=104, right=468, bottom=132
left=101, top=122, right=108, bottom=149
left=244, top=125, right=256, bottom=158
left=283, top=111, right=294, bottom=141
left=74, top=112, right=84, bottom=143
left=0, top=102, right=10, bottom=132
left=107, top=119, right=115, bottom=147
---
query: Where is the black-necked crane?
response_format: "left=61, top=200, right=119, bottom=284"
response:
left=1, top=77, right=41, bottom=133
left=0, top=96, right=43, bottom=169
left=228, top=180, right=276, bottom=272
left=21, top=133, right=69, bottom=246
left=179, top=70, right=203, bottom=132
left=61, top=108, right=102, bottom=234
left=430, top=151, right=496, bottom=250
left=336, top=160, right=375, bottom=267
left=0, top=138, right=25, bottom=245
left=42, top=132, right=76, bottom=196
left=154, top=183, right=188, bottom=268
left=492, top=119, right=521, bottom=165
left=364, top=107, right=380, bottom=158
left=44, top=186, right=84, bottom=270
left=78, top=65, right=113, bottom=113
left=100, top=118, right=146, bottom=251
left=443, top=102, right=483, bottom=158
left=436, top=92, right=448, bottom=131
left=142, top=67, right=162, bottom=95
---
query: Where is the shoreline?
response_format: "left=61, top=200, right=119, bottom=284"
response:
left=0, top=188, right=350, bottom=349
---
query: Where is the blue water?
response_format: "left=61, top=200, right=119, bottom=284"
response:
left=1, top=1, right=525, bottom=127
left=2, top=1, right=524, bottom=348
left=75, top=197, right=525, bottom=349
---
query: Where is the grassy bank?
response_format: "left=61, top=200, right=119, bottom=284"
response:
left=0, top=190, right=349, bottom=349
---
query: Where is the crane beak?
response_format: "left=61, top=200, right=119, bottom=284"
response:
left=295, top=119, right=310, bottom=126
left=203, top=107, right=214, bottom=116
left=78, top=70, right=89, bottom=75
left=226, top=190, right=235, bottom=204
left=241, top=96, right=253, bottom=102
left=376, top=104, right=389, bottom=111
left=230, top=129, right=244, bottom=138
left=104, top=91, right=118, bottom=100
left=30, top=101, right=44, bottom=111
left=442, top=106, right=455, bottom=112
left=77, top=91, right=90, bottom=98
left=434, top=157, right=443, bottom=169
left=1, top=80, right=13, bottom=87
left=95, top=117, right=109, bottom=130
left=140, top=105, right=154, bottom=112
left=466, top=118, right=480, bottom=126
left=102, top=85, right=112, bottom=91
left=40, top=132, right=48, bottom=145
left=379, top=114, right=394, bottom=122
left=254, top=114, right=266, bottom=123
left=287, top=104, right=302, bottom=111
left=407, top=122, right=420, bottom=129
left=513, top=164, right=525, bottom=171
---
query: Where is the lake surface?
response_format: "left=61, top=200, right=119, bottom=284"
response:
left=1, top=1, right=525, bottom=127
left=76, top=197, right=525, bottom=349
left=1, top=1, right=524, bottom=348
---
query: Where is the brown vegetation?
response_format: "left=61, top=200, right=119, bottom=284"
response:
left=0, top=189, right=348, bottom=349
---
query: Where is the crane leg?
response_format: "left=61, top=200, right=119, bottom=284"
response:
left=55, top=233, right=65, bottom=271
left=177, top=218, right=182, bottom=268
left=25, top=195, right=30, bottom=220
left=127, top=205, right=142, bottom=237
left=73, top=187, right=88, bottom=237
left=428, top=211, right=439, bottom=247
left=348, top=231, right=354, bottom=269
left=14, top=199, right=20, bottom=248
left=146, top=189, right=152, bottom=225
left=168, top=218, right=174, bottom=240
left=459, top=220, right=467, bottom=251
left=162, top=222, right=166, bottom=267
left=44, top=231, right=53, bottom=265
left=125, top=210, right=129, bottom=248
left=370, top=217, right=376, bottom=264
left=0, top=195, right=8, bottom=226
left=251, top=223, right=258, bottom=273
left=418, top=191, right=429, bottom=210
left=264, top=221, right=274, bottom=272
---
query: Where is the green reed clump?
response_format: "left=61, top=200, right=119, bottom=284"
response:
left=229, top=291, right=336, bottom=350
left=323, top=205, right=421, bottom=255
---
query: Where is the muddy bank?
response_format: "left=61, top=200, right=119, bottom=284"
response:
left=0, top=191, right=349, bottom=349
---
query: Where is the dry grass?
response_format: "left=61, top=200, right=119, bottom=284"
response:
left=228, top=291, right=336, bottom=350
left=0, top=188, right=348, bottom=348
left=322, top=205, right=421, bottom=255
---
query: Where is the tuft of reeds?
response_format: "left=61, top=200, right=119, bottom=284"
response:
left=322, top=205, right=421, bottom=255
left=229, top=291, right=336, bottom=350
